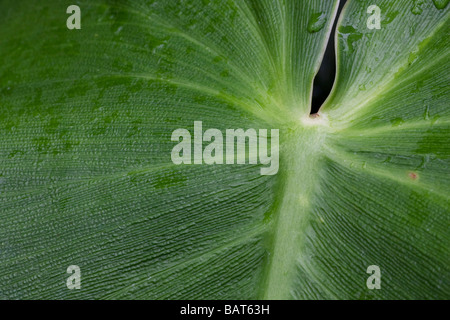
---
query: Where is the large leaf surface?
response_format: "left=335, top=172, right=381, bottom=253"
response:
left=0, top=0, right=448, bottom=299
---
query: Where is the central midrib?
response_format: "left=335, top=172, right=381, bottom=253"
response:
left=260, top=123, right=328, bottom=299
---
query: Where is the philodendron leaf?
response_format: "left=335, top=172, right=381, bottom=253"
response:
left=0, top=0, right=448, bottom=300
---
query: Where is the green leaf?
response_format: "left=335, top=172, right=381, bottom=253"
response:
left=0, top=0, right=448, bottom=299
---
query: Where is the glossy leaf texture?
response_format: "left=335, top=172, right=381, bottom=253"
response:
left=0, top=0, right=448, bottom=299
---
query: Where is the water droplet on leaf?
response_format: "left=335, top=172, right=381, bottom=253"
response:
left=408, top=51, right=419, bottom=65
left=411, top=6, right=423, bottom=15
left=423, top=105, right=430, bottom=120
left=307, top=12, right=327, bottom=33
left=411, top=0, right=425, bottom=15
left=390, top=118, right=405, bottom=126
left=432, top=0, right=449, bottom=10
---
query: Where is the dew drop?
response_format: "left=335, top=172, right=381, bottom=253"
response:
left=431, top=114, right=441, bottom=125
left=423, top=105, right=430, bottom=120
left=411, top=0, right=425, bottom=15
left=383, top=11, right=400, bottom=25
left=114, top=26, right=123, bottom=35
left=382, top=156, right=392, bottom=164
left=307, top=12, right=327, bottom=33
left=390, top=118, right=405, bottom=126
left=338, top=25, right=363, bottom=54
left=411, top=6, right=423, bottom=15
left=408, top=51, right=419, bottom=65
left=432, top=0, right=449, bottom=9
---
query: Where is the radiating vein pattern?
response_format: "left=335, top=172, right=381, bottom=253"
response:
left=0, top=0, right=449, bottom=300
